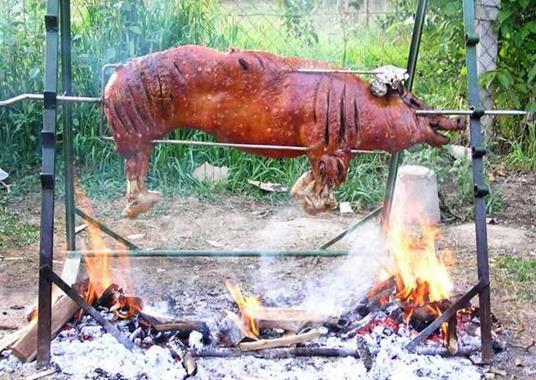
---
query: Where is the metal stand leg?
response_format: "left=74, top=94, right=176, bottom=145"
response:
left=462, top=0, right=493, bottom=362
left=61, top=0, right=76, bottom=252
left=381, top=0, right=428, bottom=228
left=37, top=0, right=60, bottom=368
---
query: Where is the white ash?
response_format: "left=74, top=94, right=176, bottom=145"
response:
left=51, top=333, right=186, bottom=379
left=192, top=332, right=482, bottom=380
left=189, top=330, right=204, bottom=350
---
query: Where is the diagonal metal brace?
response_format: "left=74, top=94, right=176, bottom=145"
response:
left=42, top=266, right=135, bottom=350
left=320, top=207, right=382, bottom=249
left=75, top=208, right=139, bottom=249
left=405, top=283, right=481, bottom=352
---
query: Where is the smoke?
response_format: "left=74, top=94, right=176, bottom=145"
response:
left=299, top=222, right=387, bottom=315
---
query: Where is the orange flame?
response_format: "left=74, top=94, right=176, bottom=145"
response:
left=380, top=190, right=453, bottom=327
left=75, top=184, right=131, bottom=301
left=225, top=279, right=262, bottom=336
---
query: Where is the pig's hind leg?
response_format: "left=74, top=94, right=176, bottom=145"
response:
left=122, top=143, right=161, bottom=218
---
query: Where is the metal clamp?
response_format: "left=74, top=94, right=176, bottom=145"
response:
left=474, top=184, right=490, bottom=198
left=43, top=91, right=57, bottom=110
left=465, top=32, right=480, bottom=45
left=471, top=107, right=485, bottom=119
left=44, top=14, right=58, bottom=32
left=471, top=145, right=487, bottom=158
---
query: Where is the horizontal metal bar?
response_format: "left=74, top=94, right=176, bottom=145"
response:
left=1, top=93, right=527, bottom=118
left=69, top=249, right=351, bottom=257
left=405, top=283, right=481, bottom=352
left=0, top=93, right=100, bottom=106
left=42, top=266, right=135, bottom=350
left=149, top=139, right=385, bottom=154
left=415, top=109, right=527, bottom=116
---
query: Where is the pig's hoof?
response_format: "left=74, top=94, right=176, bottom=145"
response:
left=122, top=190, right=162, bottom=218
left=291, top=171, right=337, bottom=215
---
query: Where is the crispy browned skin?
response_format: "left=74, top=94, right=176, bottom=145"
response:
left=104, top=45, right=465, bottom=217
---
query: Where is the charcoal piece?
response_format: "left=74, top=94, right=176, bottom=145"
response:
left=355, top=335, right=373, bottom=371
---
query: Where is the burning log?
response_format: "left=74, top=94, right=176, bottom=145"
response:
left=11, top=294, right=80, bottom=361
left=138, top=309, right=210, bottom=341
left=225, top=280, right=332, bottom=334
left=94, top=283, right=122, bottom=309
left=238, top=329, right=321, bottom=351
left=254, top=307, right=333, bottom=333
left=110, top=295, right=144, bottom=319
left=219, top=311, right=258, bottom=346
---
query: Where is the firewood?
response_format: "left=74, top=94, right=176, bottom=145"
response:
left=254, top=307, right=332, bottom=333
left=153, top=321, right=208, bottom=335
left=182, top=352, right=198, bottom=377
left=447, top=314, right=458, bottom=355
left=0, top=326, right=29, bottom=353
left=219, top=311, right=257, bottom=346
left=25, top=253, right=82, bottom=322
left=11, top=293, right=81, bottom=362
left=238, top=329, right=321, bottom=351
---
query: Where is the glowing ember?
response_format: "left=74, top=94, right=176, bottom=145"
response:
left=225, top=279, right=262, bottom=336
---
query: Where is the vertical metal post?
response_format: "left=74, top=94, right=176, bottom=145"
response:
left=37, top=0, right=60, bottom=367
left=61, top=0, right=75, bottom=251
left=462, top=0, right=493, bottom=363
left=381, top=0, right=428, bottom=228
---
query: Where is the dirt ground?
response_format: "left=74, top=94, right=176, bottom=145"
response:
left=0, top=172, right=535, bottom=378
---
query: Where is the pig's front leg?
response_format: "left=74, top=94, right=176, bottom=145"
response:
left=291, top=149, right=352, bottom=215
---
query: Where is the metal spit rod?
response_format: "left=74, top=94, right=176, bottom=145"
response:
left=0, top=93, right=527, bottom=116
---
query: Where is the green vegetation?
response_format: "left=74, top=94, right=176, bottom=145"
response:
left=1, top=0, right=532, bottom=215
left=493, top=255, right=536, bottom=302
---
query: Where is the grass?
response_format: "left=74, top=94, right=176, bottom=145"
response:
left=492, top=255, right=536, bottom=303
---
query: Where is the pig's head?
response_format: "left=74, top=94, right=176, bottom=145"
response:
left=398, top=86, right=466, bottom=147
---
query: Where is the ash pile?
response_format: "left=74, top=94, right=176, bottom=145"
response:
left=0, top=276, right=495, bottom=380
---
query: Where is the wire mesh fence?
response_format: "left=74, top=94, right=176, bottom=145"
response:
left=215, top=0, right=410, bottom=68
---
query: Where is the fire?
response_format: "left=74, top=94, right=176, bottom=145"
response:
left=225, top=279, right=262, bottom=336
left=380, top=205, right=453, bottom=328
left=75, top=184, right=132, bottom=306
left=387, top=221, right=452, bottom=309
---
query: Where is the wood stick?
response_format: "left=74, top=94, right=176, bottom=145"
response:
left=11, top=294, right=80, bottom=362
left=238, top=329, right=321, bottom=351
left=153, top=321, right=207, bottom=333
left=254, top=307, right=332, bottom=333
